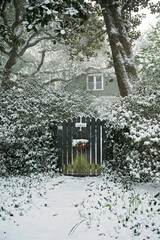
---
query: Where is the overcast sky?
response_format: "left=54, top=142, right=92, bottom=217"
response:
left=139, top=0, right=159, bottom=33
left=139, top=12, right=158, bottom=33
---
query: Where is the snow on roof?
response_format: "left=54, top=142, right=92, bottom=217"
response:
left=76, top=67, right=108, bottom=78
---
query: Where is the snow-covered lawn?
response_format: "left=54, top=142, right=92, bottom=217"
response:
left=0, top=173, right=159, bottom=240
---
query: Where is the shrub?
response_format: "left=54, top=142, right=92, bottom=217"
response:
left=104, top=86, right=160, bottom=182
left=0, top=81, right=96, bottom=175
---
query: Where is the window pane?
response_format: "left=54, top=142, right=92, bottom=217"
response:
left=88, top=76, right=94, bottom=90
left=96, top=76, right=102, bottom=89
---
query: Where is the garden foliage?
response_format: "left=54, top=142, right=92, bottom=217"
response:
left=0, top=81, right=95, bottom=175
left=135, top=22, right=160, bottom=86
left=104, top=85, right=160, bottom=181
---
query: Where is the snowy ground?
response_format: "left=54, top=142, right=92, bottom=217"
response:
left=0, top=173, right=160, bottom=240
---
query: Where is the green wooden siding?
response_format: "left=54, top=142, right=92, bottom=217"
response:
left=64, top=73, right=120, bottom=97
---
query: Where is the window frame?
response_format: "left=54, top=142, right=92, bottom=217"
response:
left=87, top=74, right=104, bottom=91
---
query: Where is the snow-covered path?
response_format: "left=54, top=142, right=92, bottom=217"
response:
left=0, top=176, right=103, bottom=240
left=0, top=174, right=160, bottom=240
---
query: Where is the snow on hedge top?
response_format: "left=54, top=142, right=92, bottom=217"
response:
left=65, top=7, right=79, bottom=16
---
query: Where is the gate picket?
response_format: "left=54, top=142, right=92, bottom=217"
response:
left=91, top=117, right=95, bottom=175
left=86, top=117, right=91, bottom=173
left=72, top=117, right=77, bottom=174
left=62, top=120, right=67, bottom=174
left=97, top=119, right=101, bottom=174
left=67, top=118, right=72, bottom=174
left=102, top=120, right=106, bottom=163
left=57, top=123, right=62, bottom=171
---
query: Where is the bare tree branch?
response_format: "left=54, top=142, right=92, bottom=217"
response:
left=2, top=35, right=13, bottom=48
left=0, top=0, right=3, bottom=7
left=44, top=76, right=76, bottom=85
left=28, top=36, right=57, bottom=48
left=11, top=0, right=20, bottom=30
left=17, top=31, right=39, bottom=56
left=19, top=34, right=63, bottom=56
left=31, top=50, right=46, bottom=76
left=17, top=28, right=56, bottom=56
left=0, top=46, right=10, bottom=55
left=39, top=69, right=70, bottom=74
left=122, top=0, right=133, bottom=12
left=0, top=0, right=8, bottom=26
left=15, top=25, right=24, bottom=38
left=88, top=29, right=107, bottom=45
left=19, top=57, right=37, bottom=66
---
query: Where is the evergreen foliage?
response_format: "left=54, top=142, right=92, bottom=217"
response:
left=104, top=85, right=160, bottom=182
left=0, top=81, right=96, bottom=175
left=135, top=22, right=160, bottom=86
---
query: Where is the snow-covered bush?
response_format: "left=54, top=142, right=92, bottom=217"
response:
left=0, top=81, right=96, bottom=175
left=104, top=86, right=160, bottom=182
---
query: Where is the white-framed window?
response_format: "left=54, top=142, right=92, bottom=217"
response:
left=87, top=74, right=104, bottom=91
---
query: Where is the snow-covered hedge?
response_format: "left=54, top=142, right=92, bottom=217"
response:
left=104, top=86, right=160, bottom=182
left=0, top=82, right=96, bottom=175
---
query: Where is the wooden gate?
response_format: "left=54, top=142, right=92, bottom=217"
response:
left=57, top=116, right=105, bottom=176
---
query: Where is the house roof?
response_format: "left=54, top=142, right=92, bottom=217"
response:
left=76, top=67, right=108, bottom=78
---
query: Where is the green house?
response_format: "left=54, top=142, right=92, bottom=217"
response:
left=64, top=67, right=120, bottom=99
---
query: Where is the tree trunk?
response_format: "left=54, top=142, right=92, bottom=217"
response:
left=99, top=0, right=139, bottom=97
left=1, top=47, right=18, bottom=91
left=111, top=5, right=139, bottom=80
left=1, top=69, right=17, bottom=91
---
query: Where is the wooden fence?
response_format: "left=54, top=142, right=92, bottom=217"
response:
left=57, top=116, right=106, bottom=176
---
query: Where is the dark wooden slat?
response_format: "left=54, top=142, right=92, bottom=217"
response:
left=77, top=116, right=80, bottom=124
left=62, top=120, right=67, bottom=174
left=102, top=120, right=106, bottom=164
left=97, top=119, right=101, bottom=165
left=72, top=117, right=77, bottom=139
left=82, top=116, right=85, bottom=123
left=91, top=117, right=95, bottom=175
left=72, top=117, right=77, bottom=174
left=57, top=123, right=63, bottom=171
left=86, top=117, right=91, bottom=174
left=58, top=116, right=104, bottom=176
left=81, top=116, right=85, bottom=175
left=67, top=119, right=72, bottom=173
left=82, top=116, right=86, bottom=139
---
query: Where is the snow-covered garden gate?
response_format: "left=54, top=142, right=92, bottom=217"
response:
left=57, top=117, right=106, bottom=176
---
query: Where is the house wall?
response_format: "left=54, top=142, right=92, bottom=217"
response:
left=64, top=72, right=120, bottom=97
